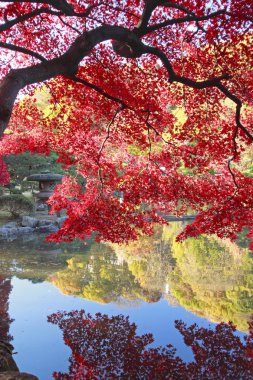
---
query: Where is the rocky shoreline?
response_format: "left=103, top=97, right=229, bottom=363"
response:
left=0, top=215, right=67, bottom=240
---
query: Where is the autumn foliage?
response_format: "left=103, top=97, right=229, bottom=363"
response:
left=48, top=310, right=253, bottom=379
left=0, top=159, right=10, bottom=185
left=0, top=1, right=252, bottom=244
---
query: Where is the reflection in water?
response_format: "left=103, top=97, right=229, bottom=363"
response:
left=0, top=224, right=251, bottom=330
left=0, top=276, right=13, bottom=343
left=0, top=275, right=20, bottom=373
left=0, top=225, right=252, bottom=377
left=0, top=235, right=87, bottom=282
left=48, top=310, right=253, bottom=380
left=167, top=229, right=253, bottom=331
left=50, top=244, right=164, bottom=305
left=48, top=224, right=253, bottom=330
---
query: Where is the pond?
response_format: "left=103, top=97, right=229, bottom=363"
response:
left=0, top=222, right=252, bottom=379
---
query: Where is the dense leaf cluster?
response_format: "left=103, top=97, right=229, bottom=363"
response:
left=0, top=0, right=252, bottom=243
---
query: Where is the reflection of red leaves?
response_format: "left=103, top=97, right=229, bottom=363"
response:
left=48, top=310, right=253, bottom=380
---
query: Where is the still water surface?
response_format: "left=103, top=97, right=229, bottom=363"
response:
left=0, top=223, right=252, bottom=379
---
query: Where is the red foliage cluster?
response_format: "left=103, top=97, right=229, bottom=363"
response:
left=48, top=310, right=253, bottom=379
left=0, top=158, right=10, bottom=186
left=0, top=0, right=252, bottom=243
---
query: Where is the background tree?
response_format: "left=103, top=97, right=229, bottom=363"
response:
left=0, top=0, right=252, bottom=244
left=4, top=151, right=64, bottom=189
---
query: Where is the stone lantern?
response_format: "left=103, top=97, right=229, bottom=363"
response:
left=26, top=171, right=63, bottom=211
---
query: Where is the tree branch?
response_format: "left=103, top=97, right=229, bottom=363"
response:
left=140, top=42, right=253, bottom=142
left=0, top=22, right=251, bottom=148
left=217, top=83, right=253, bottom=140
left=69, top=76, right=127, bottom=107
left=0, top=7, right=60, bottom=32
left=0, top=25, right=142, bottom=135
left=0, top=0, right=75, bottom=15
left=58, top=15, right=81, bottom=35
left=141, top=9, right=227, bottom=36
left=0, top=42, right=47, bottom=62
left=96, top=105, right=123, bottom=196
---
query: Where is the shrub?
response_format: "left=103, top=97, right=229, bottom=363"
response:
left=0, top=195, right=34, bottom=217
left=10, top=188, right=22, bottom=195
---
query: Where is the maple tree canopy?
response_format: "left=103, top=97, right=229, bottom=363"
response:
left=0, top=0, right=252, bottom=245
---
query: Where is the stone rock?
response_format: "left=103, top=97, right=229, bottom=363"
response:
left=56, top=217, right=67, bottom=227
left=36, top=224, right=59, bottom=233
left=3, top=222, right=18, bottom=229
left=0, top=226, right=34, bottom=240
left=21, top=216, right=38, bottom=229
left=37, top=219, right=55, bottom=227
left=0, top=228, right=18, bottom=238
left=16, top=227, right=34, bottom=235
left=0, top=372, right=39, bottom=380
left=36, top=203, right=47, bottom=211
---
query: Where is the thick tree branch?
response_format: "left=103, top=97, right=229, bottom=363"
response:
left=134, top=0, right=226, bottom=36
left=0, top=42, right=47, bottom=61
left=0, top=25, right=142, bottom=135
left=0, top=0, right=75, bottom=15
left=135, top=0, right=157, bottom=32
left=141, top=42, right=253, bottom=141
left=0, top=7, right=60, bottom=32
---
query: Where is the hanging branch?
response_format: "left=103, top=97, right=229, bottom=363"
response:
left=96, top=105, right=124, bottom=196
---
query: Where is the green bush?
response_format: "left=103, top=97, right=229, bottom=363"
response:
left=10, top=188, right=22, bottom=195
left=0, top=195, right=34, bottom=217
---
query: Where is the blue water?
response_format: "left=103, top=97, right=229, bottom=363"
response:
left=9, top=277, right=219, bottom=380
